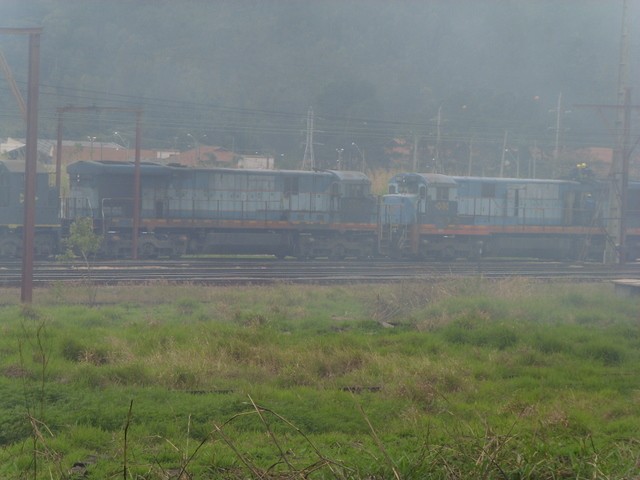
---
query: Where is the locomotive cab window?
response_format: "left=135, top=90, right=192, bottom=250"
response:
left=388, top=185, right=397, bottom=194
left=419, top=186, right=427, bottom=199
left=346, top=184, right=364, bottom=197
left=436, top=187, right=449, bottom=200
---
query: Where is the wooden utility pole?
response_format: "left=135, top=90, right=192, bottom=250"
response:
left=0, top=28, right=42, bottom=303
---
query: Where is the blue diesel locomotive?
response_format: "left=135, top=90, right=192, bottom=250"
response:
left=65, top=161, right=378, bottom=259
left=382, top=172, right=640, bottom=261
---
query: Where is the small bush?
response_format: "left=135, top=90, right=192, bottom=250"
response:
left=107, top=363, right=151, bottom=386
left=61, top=338, right=109, bottom=365
left=173, top=369, right=198, bottom=389
left=61, top=338, right=85, bottom=362
left=532, top=333, right=572, bottom=355
left=582, top=343, right=625, bottom=366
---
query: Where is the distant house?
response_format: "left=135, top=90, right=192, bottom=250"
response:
left=0, top=137, right=25, bottom=155
left=385, top=137, right=413, bottom=167
left=0, top=137, right=176, bottom=165
left=167, top=145, right=236, bottom=167
left=1, top=137, right=53, bottom=163
left=237, top=154, right=274, bottom=170
left=1, top=137, right=277, bottom=171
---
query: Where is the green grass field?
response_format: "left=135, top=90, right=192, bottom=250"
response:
left=0, top=279, right=638, bottom=479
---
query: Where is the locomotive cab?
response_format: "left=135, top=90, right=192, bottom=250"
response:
left=381, top=173, right=459, bottom=258
left=65, top=161, right=183, bottom=258
left=326, top=170, right=377, bottom=224
left=385, top=173, right=457, bottom=227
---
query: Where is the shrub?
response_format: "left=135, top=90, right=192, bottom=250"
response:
left=532, top=333, right=572, bottom=355
left=582, top=343, right=625, bottom=366
left=107, top=363, right=151, bottom=386
left=61, top=338, right=85, bottom=362
left=61, top=338, right=109, bottom=365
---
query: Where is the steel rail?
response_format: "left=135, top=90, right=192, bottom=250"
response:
left=0, top=259, right=638, bottom=287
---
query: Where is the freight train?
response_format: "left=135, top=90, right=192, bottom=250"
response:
left=1, top=158, right=638, bottom=262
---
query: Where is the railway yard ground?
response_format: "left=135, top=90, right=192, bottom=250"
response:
left=0, top=277, right=639, bottom=478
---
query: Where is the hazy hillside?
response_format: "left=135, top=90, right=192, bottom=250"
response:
left=0, top=0, right=633, bottom=172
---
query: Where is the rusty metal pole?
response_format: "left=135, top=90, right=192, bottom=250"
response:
left=21, top=30, right=42, bottom=303
left=131, top=110, right=142, bottom=259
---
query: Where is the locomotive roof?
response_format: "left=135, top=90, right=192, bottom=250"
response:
left=390, top=172, right=457, bottom=186
left=69, top=161, right=370, bottom=183
left=67, top=160, right=172, bottom=175
left=168, top=164, right=368, bottom=180
left=451, top=175, right=577, bottom=185
left=324, top=170, right=370, bottom=182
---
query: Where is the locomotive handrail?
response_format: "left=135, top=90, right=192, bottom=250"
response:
left=101, top=197, right=133, bottom=234
left=61, top=196, right=93, bottom=221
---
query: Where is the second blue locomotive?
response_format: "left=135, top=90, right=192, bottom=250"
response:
left=382, top=172, right=640, bottom=261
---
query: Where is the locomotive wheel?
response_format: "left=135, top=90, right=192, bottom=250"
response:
left=35, top=235, right=55, bottom=257
left=0, top=240, right=21, bottom=258
left=140, top=242, right=158, bottom=259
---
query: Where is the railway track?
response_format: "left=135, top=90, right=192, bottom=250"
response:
left=0, top=258, right=638, bottom=287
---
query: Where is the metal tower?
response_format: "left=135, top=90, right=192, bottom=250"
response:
left=604, top=0, right=631, bottom=264
left=302, top=107, right=315, bottom=170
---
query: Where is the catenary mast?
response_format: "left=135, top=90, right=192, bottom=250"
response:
left=603, top=0, right=631, bottom=264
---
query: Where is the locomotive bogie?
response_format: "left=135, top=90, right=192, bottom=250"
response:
left=199, top=230, right=291, bottom=256
left=296, top=231, right=375, bottom=260
left=94, top=230, right=185, bottom=259
left=0, top=231, right=21, bottom=258
left=419, top=236, right=483, bottom=261
left=0, top=228, right=60, bottom=259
